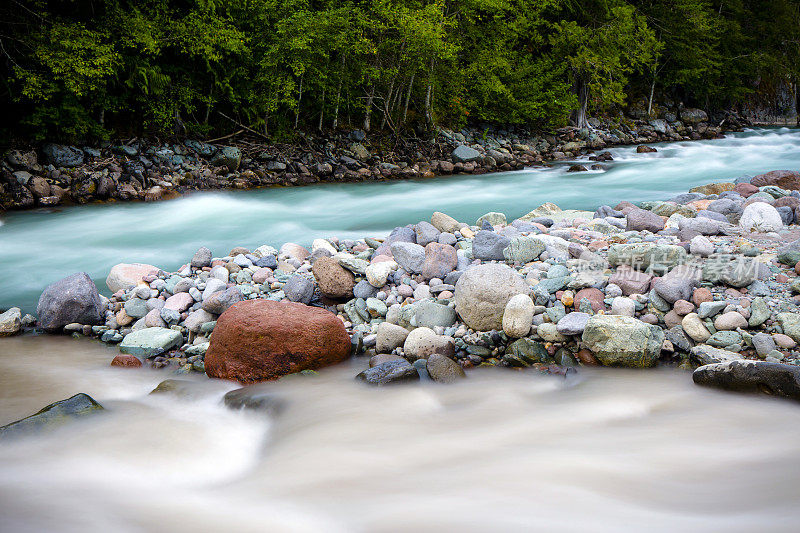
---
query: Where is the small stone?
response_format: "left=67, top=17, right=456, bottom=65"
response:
left=502, top=294, right=535, bottom=338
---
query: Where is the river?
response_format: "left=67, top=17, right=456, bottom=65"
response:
left=2, top=335, right=800, bottom=532
left=2, top=127, right=800, bottom=312
left=2, top=128, right=800, bottom=532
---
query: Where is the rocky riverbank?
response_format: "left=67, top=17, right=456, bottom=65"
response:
left=0, top=107, right=740, bottom=211
left=5, top=168, right=800, bottom=411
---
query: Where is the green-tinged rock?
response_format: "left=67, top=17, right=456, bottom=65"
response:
left=607, top=243, right=687, bottom=274
left=748, top=297, right=770, bottom=327
left=414, top=300, right=457, bottom=328
left=707, top=331, right=743, bottom=348
left=476, top=212, right=507, bottom=227
left=701, top=255, right=759, bottom=288
left=777, top=313, right=800, bottom=343
left=119, top=327, right=183, bottom=358
left=507, top=338, right=551, bottom=364
left=581, top=315, right=664, bottom=368
left=0, top=393, right=103, bottom=438
left=503, top=236, right=545, bottom=263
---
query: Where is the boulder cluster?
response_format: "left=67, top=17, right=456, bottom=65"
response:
left=0, top=109, right=736, bottom=210
left=9, top=167, right=800, bottom=401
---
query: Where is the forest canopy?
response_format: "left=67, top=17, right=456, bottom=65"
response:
left=1, top=0, right=798, bottom=141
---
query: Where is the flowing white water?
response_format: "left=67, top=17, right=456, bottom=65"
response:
left=1, top=336, right=800, bottom=532
left=1, top=127, right=800, bottom=311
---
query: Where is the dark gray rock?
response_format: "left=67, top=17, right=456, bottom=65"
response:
left=356, top=361, right=420, bottom=385
left=191, top=246, right=213, bottom=268
left=653, top=276, right=696, bottom=304
left=626, top=208, right=665, bottom=233
left=373, top=226, right=416, bottom=258
left=353, top=280, right=379, bottom=299
left=426, top=354, right=466, bottom=383
left=669, top=193, right=705, bottom=204
left=777, top=206, right=795, bottom=225
left=42, top=144, right=84, bottom=167
left=472, top=230, right=510, bottom=261
left=0, top=393, right=103, bottom=439
left=452, top=145, right=481, bottom=163
left=693, top=360, right=800, bottom=402
left=37, top=272, right=104, bottom=332
left=696, top=210, right=730, bottom=223
left=594, top=205, right=623, bottom=218
left=223, top=384, right=287, bottom=414
left=255, top=255, right=278, bottom=269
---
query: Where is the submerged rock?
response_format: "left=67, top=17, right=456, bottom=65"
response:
left=357, top=360, right=420, bottom=385
left=222, top=383, right=287, bottom=414
left=0, top=393, right=103, bottom=438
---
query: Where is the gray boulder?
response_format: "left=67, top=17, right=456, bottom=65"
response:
left=693, top=360, right=800, bottom=401
left=283, top=275, right=315, bottom=304
left=452, top=145, right=481, bottom=163
left=42, top=144, right=84, bottom=167
left=581, top=315, right=664, bottom=367
left=454, top=263, right=528, bottom=331
left=191, top=246, right=213, bottom=268
left=472, top=230, right=510, bottom=261
left=37, top=272, right=104, bottom=332
left=357, top=361, right=419, bottom=385
left=0, top=393, right=103, bottom=439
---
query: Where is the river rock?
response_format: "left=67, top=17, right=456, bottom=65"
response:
left=689, top=235, right=714, bottom=257
left=42, top=144, right=84, bottom=167
left=164, top=292, right=193, bottom=312
left=283, top=275, right=315, bottom=304
left=581, top=315, right=665, bottom=367
left=682, top=312, right=711, bottom=342
left=111, top=354, right=143, bottom=368
left=690, top=345, right=743, bottom=366
left=421, top=242, right=458, bottom=280
left=414, top=300, right=457, bottom=328
left=312, top=256, right=354, bottom=299
left=653, top=276, right=696, bottom=304
left=626, top=208, right=665, bottom=233
left=608, top=266, right=652, bottom=295
left=748, top=297, right=770, bottom=327
left=37, top=272, right=104, bottom=331
left=777, top=313, right=800, bottom=343
left=750, top=170, right=800, bottom=190
left=752, top=332, right=777, bottom=357
left=714, top=311, right=748, bottom=331
left=119, top=327, right=183, bottom=358
left=503, top=236, right=545, bottom=263
left=0, top=307, right=22, bottom=336
left=106, top=263, right=160, bottom=292
left=403, top=327, right=455, bottom=361
left=376, top=322, right=410, bottom=353
left=739, top=202, right=783, bottom=232
left=472, top=230, right=510, bottom=260
left=693, top=360, right=800, bottom=401
left=357, top=361, right=419, bottom=385
left=202, top=286, right=243, bottom=314
left=502, top=294, right=534, bottom=338
left=0, top=393, right=103, bottom=438
left=607, top=243, right=686, bottom=274
left=426, top=354, right=466, bottom=383
left=365, top=261, right=395, bottom=288
left=431, top=211, right=461, bottom=233
left=454, top=263, right=528, bottom=331
left=190, top=246, right=213, bottom=268
left=452, top=144, right=481, bottom=163
left=205, top=299, right=351, bottom=383
left=391, top=242, right=426, bottom=273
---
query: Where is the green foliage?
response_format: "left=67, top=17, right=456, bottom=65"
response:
left=1, top=0, right=798, bottom=142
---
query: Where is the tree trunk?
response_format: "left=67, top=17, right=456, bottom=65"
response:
left=381, top=80, right=394, bottom=130
left=403, top=73, right=415, bottom=123
left=318, top=87, right=326, bottom=131
left=295, top=72, right=304, bottom=130
left=364, top=83, right=374, bottom=131
left=574, top=77, right=589, bottom=129
left=424, top=57, right=435, bottom=127
left=333, top=61, right=343, bottom=129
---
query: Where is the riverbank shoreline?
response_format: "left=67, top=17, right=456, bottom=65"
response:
left=0, top=108, right=742, bottom=212
left=5, top=164, right=800, bottom=409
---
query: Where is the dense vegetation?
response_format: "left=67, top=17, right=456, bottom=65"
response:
left=1, top=0, right=798, bottom=142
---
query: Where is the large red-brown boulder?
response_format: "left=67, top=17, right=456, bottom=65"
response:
left=204, top=299, right=351, bottom=383
left=750, top=170, right=800, bottom=190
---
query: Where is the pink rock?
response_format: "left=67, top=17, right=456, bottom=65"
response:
left=145, top=308, right=167, bottom=328
left=106, top=263, right=160, bottom=292
left=252, top=267, right=273, bottom=284
left=164, top=292, right=194, bottom=312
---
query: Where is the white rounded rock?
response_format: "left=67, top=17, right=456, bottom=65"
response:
left=740, top=202, right=783, bottom=233
left=366, top=261, right=396, bottom=288
left=502, top=294, right=535, bottom=338
left=610, top=296, right=636, bottom=317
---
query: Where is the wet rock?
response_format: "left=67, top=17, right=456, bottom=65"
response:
left=357, top=361, right=419, bottom=385
left=454, top=263, right=528, bottom=331
left=223, top=384, right=287, bottom=414
left=111, top=354, right=143, bottom=368
left=37, top=272, right=104, bottom=332
left=426, top=354, right=466, bottom=383
left=452, top=145, right=481, bottom=163
left=42, top=144, right=84, bottom=167
left=0, top=307, right=22, bottom=336
left=205, top=299, right=351, bottom=383
left=0, top=393, right=103, bottom=438
left=693, top=360, right=800, bottom=401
